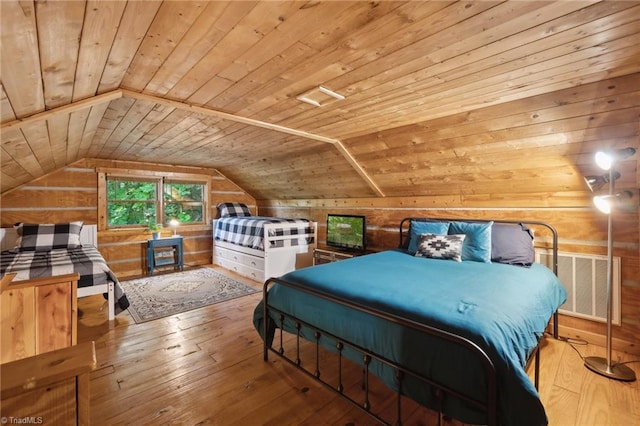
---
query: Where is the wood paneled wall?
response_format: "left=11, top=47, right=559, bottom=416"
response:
left=0, top=159, right=255, bottom=278
left=258, top=195, right=640, bottom=356
left=0, top=165, right=637, bottom=355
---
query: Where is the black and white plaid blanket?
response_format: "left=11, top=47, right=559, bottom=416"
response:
left=214, top=216, right=314, bottom=250
left=1, top=245, right=129, bottom=314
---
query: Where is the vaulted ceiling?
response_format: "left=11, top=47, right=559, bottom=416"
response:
left=1, top=1, right=639, bottom=200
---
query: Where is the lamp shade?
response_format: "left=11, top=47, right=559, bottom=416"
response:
left=169, top=219, right=179, bottom=235
left=584, top=172, right=620, bottom=192
left=595, top=147, right=637, bottom=171
left=593, top=191, right=633, bottom=214
left=593, top=195, right=613, bottom=214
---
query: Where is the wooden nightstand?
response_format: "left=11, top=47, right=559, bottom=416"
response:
left=147, top=236, right=184, bottom=275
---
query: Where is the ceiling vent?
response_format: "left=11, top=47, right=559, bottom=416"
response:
left=297, top=85, right=345, bottom=107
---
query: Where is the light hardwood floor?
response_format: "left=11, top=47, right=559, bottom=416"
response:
left=78, top=266, right=640, bottom=426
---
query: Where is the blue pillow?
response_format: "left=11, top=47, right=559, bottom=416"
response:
left=448, top=221, right=493, bottom=263
left=407, top=220, right=450, bottom=254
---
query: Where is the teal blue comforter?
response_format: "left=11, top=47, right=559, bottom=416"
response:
left=253, top=250, right=566, bottom=425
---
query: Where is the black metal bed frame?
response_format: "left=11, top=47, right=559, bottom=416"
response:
left=262, top=218, right=560, bottom=426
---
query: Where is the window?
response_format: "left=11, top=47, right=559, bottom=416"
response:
left=107, top=178, right=157, bottom=227
left=105, top=175, right=206, bottom=229
left=163, top=181, right=205, bottom=224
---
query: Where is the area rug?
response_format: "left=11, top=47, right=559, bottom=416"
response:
left=120, top=268, right=259, bottom=323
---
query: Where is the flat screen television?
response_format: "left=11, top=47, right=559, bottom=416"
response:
left=326, top=214, right=366, bottom=252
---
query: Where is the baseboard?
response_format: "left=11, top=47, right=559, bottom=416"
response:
left=557, top=325, right=640, bottom=356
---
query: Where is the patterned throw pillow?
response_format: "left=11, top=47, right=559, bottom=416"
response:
left=415, top=233, right=466, bottom=262
left=217, top=202, right=252, bottom=217
left=14, top=221, right=83, bottom=252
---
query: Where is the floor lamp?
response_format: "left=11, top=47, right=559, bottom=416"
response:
left=583, top=147, right=636, bottom=382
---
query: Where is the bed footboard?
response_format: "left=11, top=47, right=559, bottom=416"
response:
left=1, top=273, right=79, bottom=363
left=262, top=277, right=511, bottom=426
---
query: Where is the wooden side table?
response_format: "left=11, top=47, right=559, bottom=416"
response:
left=147, top=236, right=184, bottom=275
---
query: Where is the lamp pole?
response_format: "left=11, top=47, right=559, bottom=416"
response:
left=604, top=166, right=614, bottom=372
left=584, top=166, right=636, bottom=381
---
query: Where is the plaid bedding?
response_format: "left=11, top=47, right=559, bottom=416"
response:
left=214, top=216, right=314, bottom=250
left=15, top=221, right=83, bottom=251
left=1, top=245, right=129, bottom=315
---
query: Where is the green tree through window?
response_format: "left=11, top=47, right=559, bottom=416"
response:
left=164, top=182, right=204, bottom=224
left=107, top=179, right=157, bottom=227
left=106, top=178, right=205, bottom=228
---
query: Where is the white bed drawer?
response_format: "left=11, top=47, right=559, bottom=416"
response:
left=213, top=246, right=265, bottom=270
left=215, top=256, right=264, bottom=282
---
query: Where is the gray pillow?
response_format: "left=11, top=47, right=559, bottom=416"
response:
left=491, top=223, right=534, bottom=267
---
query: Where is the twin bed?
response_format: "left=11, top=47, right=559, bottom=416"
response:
left=212, top=202, right=317, bottom=283
left=253, top=217, right=567, bottom=426
left=0, top=222, right=128, bottom=320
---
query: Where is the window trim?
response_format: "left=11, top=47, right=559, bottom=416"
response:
left=98, top=170, right=209, bottom=231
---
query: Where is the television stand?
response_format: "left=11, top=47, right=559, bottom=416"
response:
left=313, top=245, right=374, bottom=265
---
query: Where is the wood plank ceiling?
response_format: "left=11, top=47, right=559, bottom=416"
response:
left=1, top=1, right=639, bottom=200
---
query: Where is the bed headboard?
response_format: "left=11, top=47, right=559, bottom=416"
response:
left=0, top=224, right=98, bottom=251
left=398, top=217, right=558, bottom=275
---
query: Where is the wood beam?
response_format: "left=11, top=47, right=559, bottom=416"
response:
left=121, top=89, right=340, bottom=144
left=333, top=142, right=384, bottom=197
left=0, top=90, right=123, bottom=131
left=0, top=88, right=385, bottom=198
left=121, top=90, right=385, bottom=197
